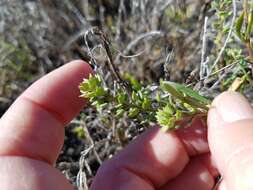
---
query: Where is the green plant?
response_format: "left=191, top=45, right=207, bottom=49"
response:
left=80, top=74, right=210, bottom=131
left=79, top=0, right=253, bottom=132
left=0, top=37, right=33, bottom=76
left=210, top=0, right=253, bottom=92
left=235, top=0, right=253, bottom=63
left=0, top=37, right=34, bottom=98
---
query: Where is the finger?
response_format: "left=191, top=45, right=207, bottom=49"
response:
left=0, top=156, right=74, bottom=190
left=176, top=116, right=209, bottom=156
left=208, top=91, right=253, bottom=190
left=0, top=60, right=92, bottom=164
left=159, top=154, right=216, bottom=190
left=91, top=119, right=209, bottom=190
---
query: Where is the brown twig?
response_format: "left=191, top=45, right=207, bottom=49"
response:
left=93, top=28, right=132, bottom=91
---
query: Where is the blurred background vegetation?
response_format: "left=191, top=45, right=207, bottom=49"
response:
left=1, top=0, right=253, bottom=189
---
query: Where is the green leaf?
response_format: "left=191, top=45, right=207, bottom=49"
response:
left=142, top=97, right=152, bottom=110
left=183, top=103, right=197, bottom=113
left=117, top=92, right=128, bottom=104
left=128, top=108, right=140, bottom=118
left=235, top=12, right=245, bottom=41
left=95, top=87, right=107, bottom=96
left=246, top=9, right=253, bottom=39
left=161, top=81, right=210, bottom=111
left=156, top=92, right=161, bottom=102
left=131, top=91, right=139, bottom=102
left=72, top=127, right=86, bottom=139
left=162, top=81, right=211, bottom=105
left=175, top=110, right=182, bottom=120
left=116, top=109, right=125, bottom=117
left=161, top=80, right=184, bottom=99
left=124, top=73, right=142, bottom=91
left=156, top=104, right=177, bottom=131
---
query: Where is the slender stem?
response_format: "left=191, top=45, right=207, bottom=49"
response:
left=243, top=0, right=249, bottom=24
left=246, top=41, right=253, bottom=64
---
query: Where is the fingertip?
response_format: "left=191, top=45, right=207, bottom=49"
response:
left=211, top=91, right=234, bottom=106
left=22, top=59, right=93, bottom=124
left=211, top=91, right=253, bottom=123
left=67, top=59, right=93, bottom=78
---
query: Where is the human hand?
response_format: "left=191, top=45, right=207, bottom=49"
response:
left=0, top=60, right=92, bottom=189
left=91, top=92, right=253, bottom=190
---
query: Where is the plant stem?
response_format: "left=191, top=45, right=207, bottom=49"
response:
left=246, top=41, right=253, bottom=73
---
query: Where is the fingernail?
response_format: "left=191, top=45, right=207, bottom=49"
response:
left=212, top=91, right=253, bottom=123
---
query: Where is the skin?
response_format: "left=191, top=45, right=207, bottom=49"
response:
left=0, top=60, right=253, bottom=189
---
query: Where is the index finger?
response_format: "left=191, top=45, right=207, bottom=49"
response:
left=0, top=60, right=92, bottom=164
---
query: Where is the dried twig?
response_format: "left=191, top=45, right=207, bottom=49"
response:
left=63, top=29, right=89, bottom=50
left=164, top=49, right=174, bottom=79
left=83, top=124, right=102, bottom=165
left=115, top=0, right=125, bottom=42
left=77, top=146, right=93, bottom=190
left=84, top=27, right=130, bottom=89
left=200, top=16, right=209, bottom=80
left=157, top=0, right=173, bottom=13
left=115, top=30, right=165, bottom=63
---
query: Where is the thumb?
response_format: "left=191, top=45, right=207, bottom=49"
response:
left=208, top=91, right=253, bottom=190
